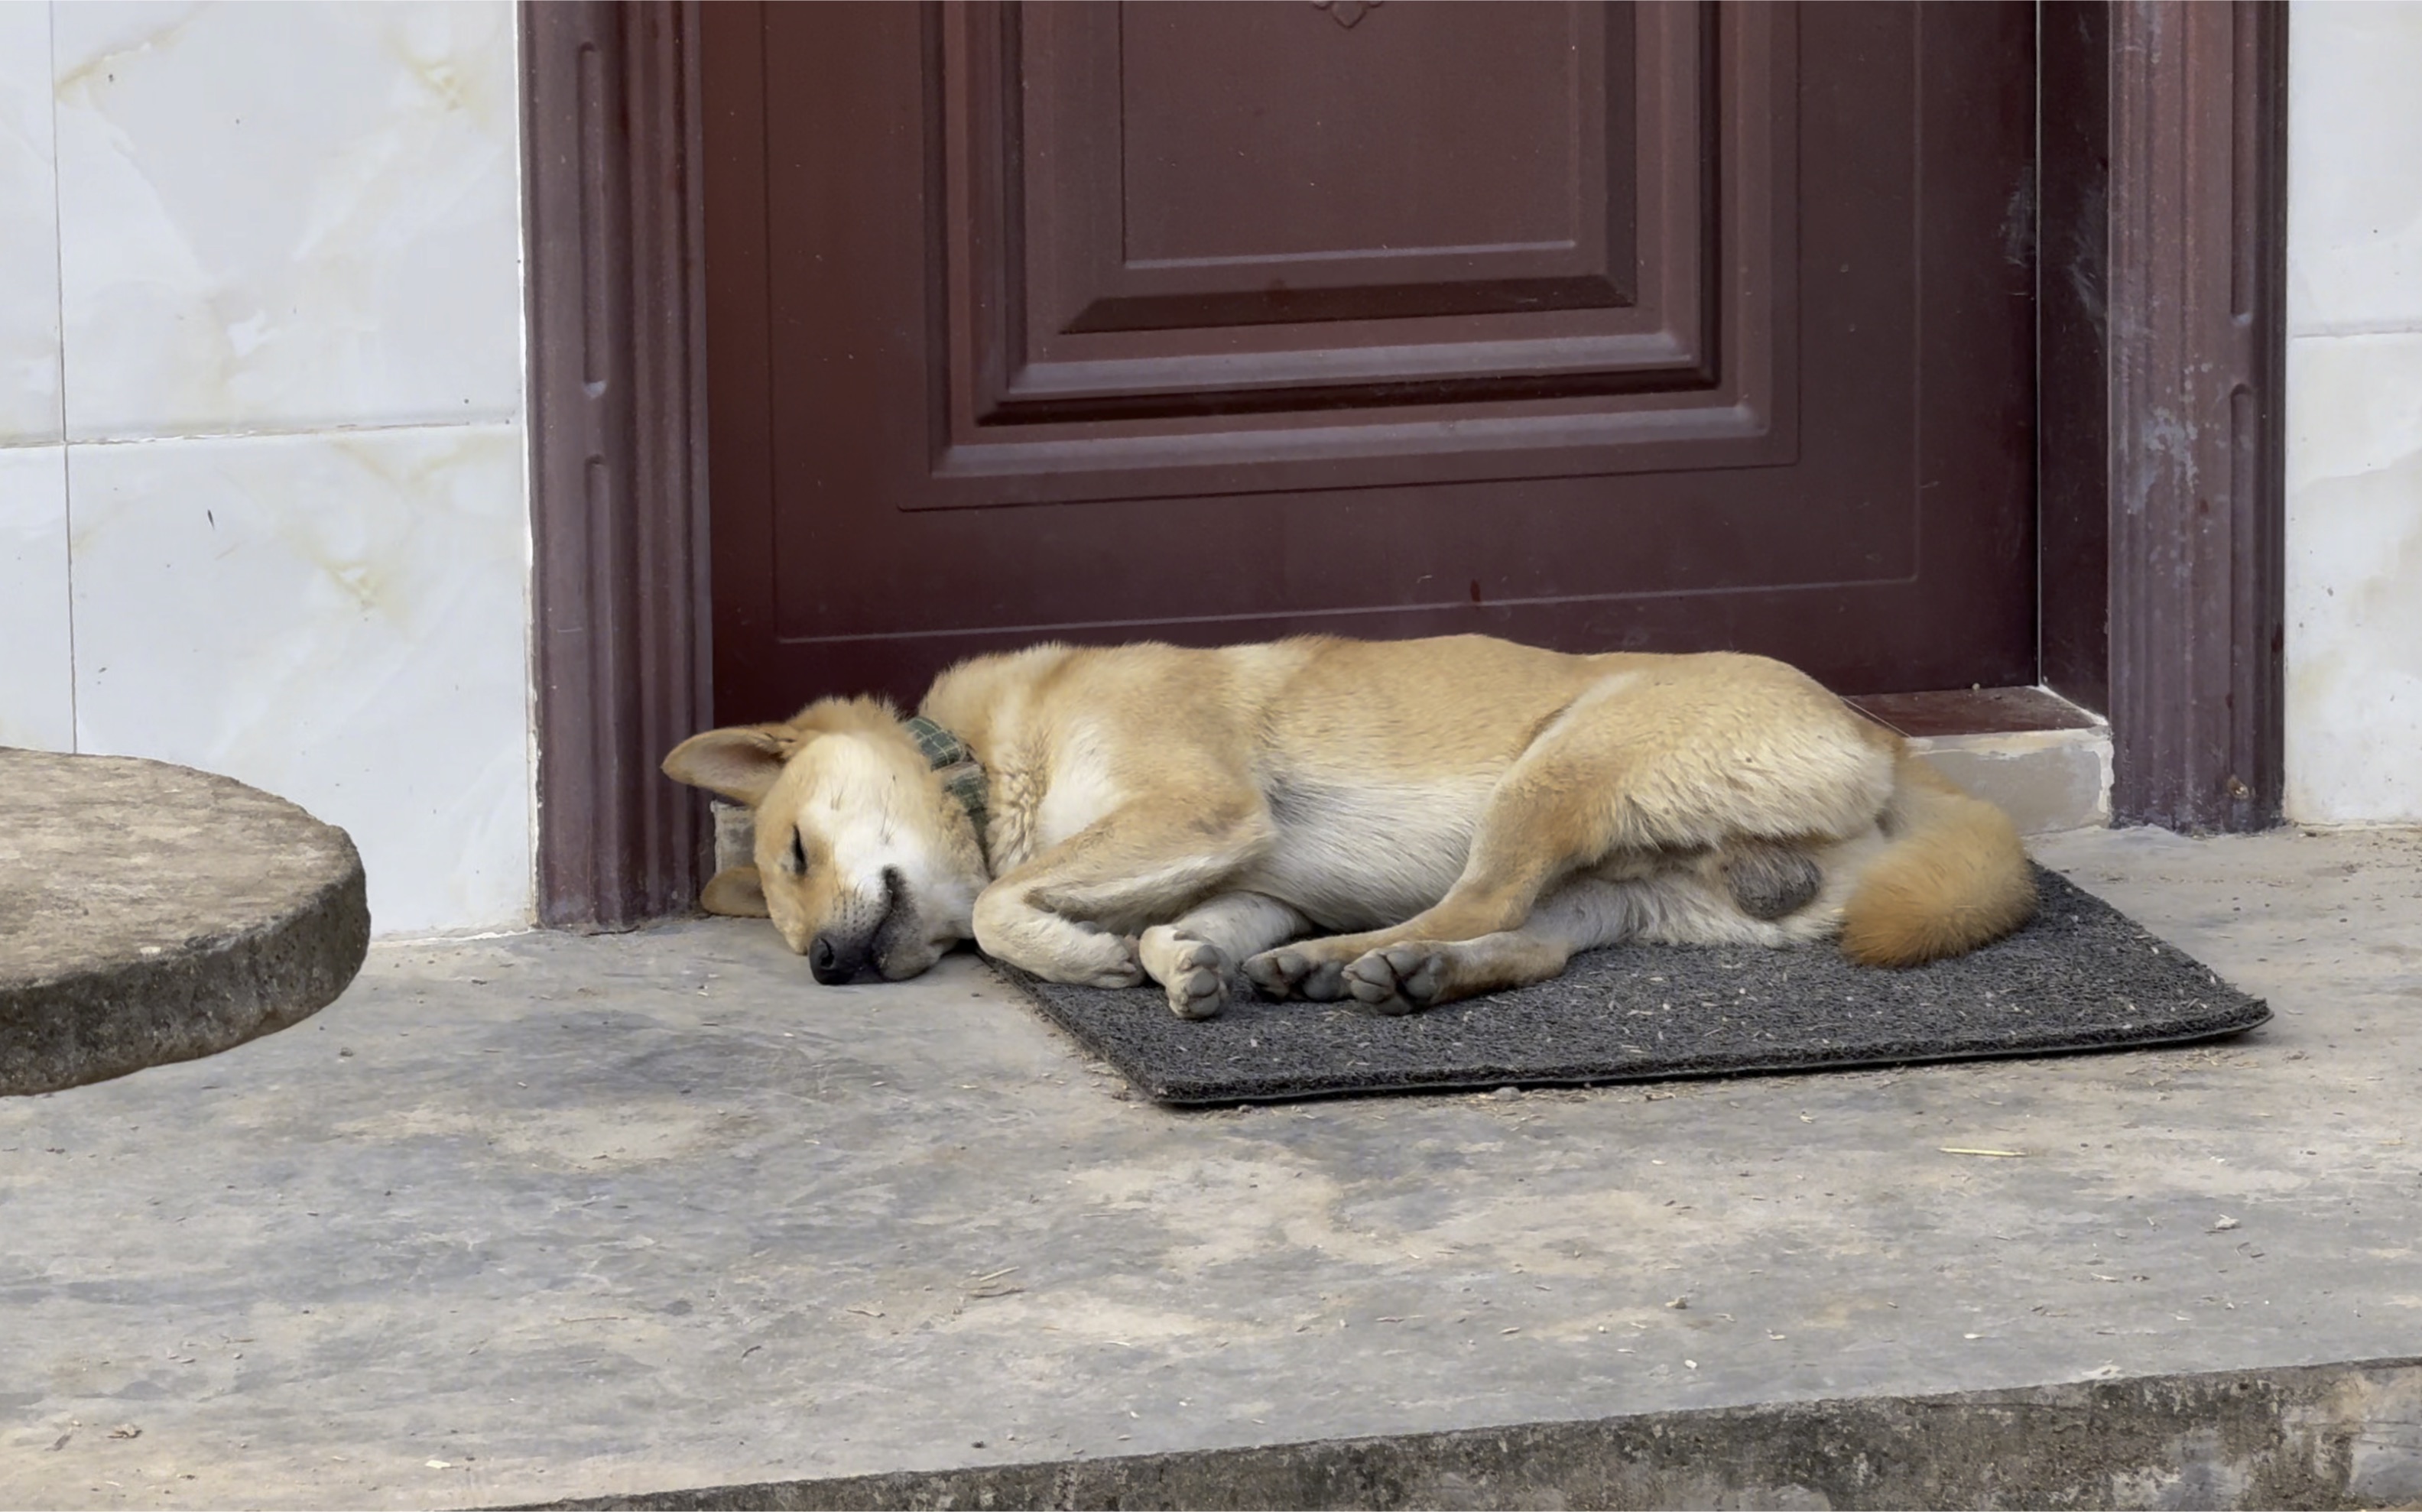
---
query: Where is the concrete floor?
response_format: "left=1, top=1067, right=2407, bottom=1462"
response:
left=2, top=826, right=2417, bottom=1509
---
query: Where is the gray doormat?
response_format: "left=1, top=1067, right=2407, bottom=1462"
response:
left=989, top=868, right=2270, bottom=1105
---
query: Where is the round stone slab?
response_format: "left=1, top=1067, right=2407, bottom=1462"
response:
left=1, top=749, right=370, bottom=1096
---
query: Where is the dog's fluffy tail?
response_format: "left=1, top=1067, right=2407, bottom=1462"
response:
left=1838, top=752, right=2035, bottom=967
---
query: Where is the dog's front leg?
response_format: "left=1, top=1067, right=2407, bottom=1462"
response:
left=972, top=889, right=1144, bottom=988
left=973, top=802, right=1272, bottom=991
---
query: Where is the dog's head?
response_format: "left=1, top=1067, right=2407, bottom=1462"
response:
left=661, top=699, right=989, bottom=984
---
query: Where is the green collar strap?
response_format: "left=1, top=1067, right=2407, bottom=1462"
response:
left=904, top=715, right=988, bottom=839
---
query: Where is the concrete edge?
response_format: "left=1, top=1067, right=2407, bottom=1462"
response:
left=508, top=1356, right=2422, bottom=1511
left=1911, top=725, right=2115, bottom=836
left=0, top=849, right=371, bottom=1096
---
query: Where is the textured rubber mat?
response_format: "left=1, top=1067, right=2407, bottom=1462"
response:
left=990, top=867, right=2271, bottom=1105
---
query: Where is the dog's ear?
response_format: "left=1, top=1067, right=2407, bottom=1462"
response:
left=700, top=865, right=771, bottom=918
left=662, top=726, right=792, bottom=806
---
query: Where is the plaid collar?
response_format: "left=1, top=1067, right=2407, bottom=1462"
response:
left=904, top=715, right=988, bottom=842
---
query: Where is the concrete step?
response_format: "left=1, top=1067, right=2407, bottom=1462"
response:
left=523, top=1356, right=2422, bottom=1510
left=1911, top=725, right=2112, bottom=835
left=4, top=825, right=2415, bottom=1508
left=0, top=748, right=370, bottom=1095
left=1851, top=686, right=2112, bottom=835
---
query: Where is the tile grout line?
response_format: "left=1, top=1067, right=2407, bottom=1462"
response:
left=28, top=416, right=525, bottom=449
left=2285, top=324, right=2422, bottom=343
left=47, top=1, right=76, bottom=754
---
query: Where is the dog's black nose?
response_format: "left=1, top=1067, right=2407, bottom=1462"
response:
left=808, top=933, right=847, bottom=985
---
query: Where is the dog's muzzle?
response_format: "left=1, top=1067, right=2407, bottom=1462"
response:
left=807, top=866, right=908, bottom=985
left=806, top=932, right=857, bottom=985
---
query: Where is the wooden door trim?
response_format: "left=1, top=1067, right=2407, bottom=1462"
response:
left=521, top=0, right=2288, bottom=926
left=2040, top=0, right=2287, bottom=831
left=521, top=0, right=713, bottom=929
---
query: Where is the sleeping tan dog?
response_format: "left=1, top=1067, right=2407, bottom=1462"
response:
left=661, top=634, right=2035, bottom=1018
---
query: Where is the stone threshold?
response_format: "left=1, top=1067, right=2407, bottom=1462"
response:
left=1850, top=686, right=2112, bottom=837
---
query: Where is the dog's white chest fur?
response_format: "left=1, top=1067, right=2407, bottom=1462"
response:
left=1244, top=772, right=1485, bottom=931
left=1035, top=725, right=1123, bottom=851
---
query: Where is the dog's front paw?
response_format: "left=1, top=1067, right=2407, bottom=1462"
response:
left=1344, top=943, right=1449, bottom=1014
left=1244, top=947, right=1348, bottom=1002
left=1141, top=928, right=1232, bottom=1020
left=1063, top=930, right=1144, bottom=989
left=1168, top=974, right=1226, bottom=1018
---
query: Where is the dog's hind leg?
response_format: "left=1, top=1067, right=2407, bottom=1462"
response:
left=1138, top=892, right=1311, bottom=1020
left=974, top=801, right=1273, bottom=988
left=1336, top=878, right=1646, bottom=1014
left=1248, top=666, right=1894, bottom=1003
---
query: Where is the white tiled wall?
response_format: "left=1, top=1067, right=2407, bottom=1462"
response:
left=0, top=2, right=531, bottom=934
left=0, top=446, right=73, bottom=752
left=0, top=5, right=73, bottom=754
left=0, top=5, right=61, bottom=446
left=2285, top=2, right=2422, bottom=825
left=50, top=3, right=523, bottom=440
left=68, top=426, right=533, bottom=932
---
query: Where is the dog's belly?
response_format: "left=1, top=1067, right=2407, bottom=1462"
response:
left=1241, top=775, right=1485, bottom=931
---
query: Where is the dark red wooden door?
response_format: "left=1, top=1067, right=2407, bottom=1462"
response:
left=703, top=2, right=2036, bottom=718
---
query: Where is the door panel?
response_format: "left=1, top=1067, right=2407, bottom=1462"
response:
left=935, top=2, right=1784, bottom=484
left=703, top=2, right=2036, bottom=718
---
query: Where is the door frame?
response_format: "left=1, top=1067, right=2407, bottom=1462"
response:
left=520, top=0, right=2288, bottom=930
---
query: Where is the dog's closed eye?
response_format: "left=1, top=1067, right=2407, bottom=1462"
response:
left=785, top=829, right=809, bottom=876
